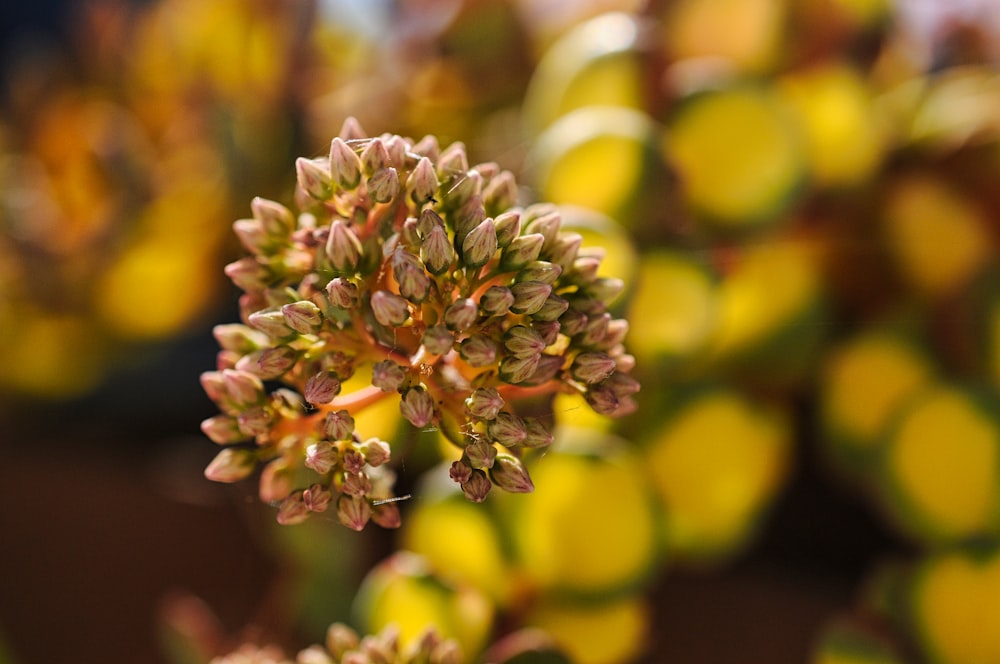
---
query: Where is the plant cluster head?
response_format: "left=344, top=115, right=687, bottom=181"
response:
left=200, top=118, right=639, bottom=530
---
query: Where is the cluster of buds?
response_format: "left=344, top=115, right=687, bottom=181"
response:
left=201, top=118, right=638, bottom=528
left=211, top=623, right=461, bottom=664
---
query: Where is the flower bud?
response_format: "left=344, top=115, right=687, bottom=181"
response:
left=499, top=354, right=540, bottom=384
left=326, top=277, right=360, bottom=308
left=605, top=371, right=641, bottom=397
left=602, top=318, right=629, bottom=348
left=453, top=197, right=486, bottom=243
left=479, top=285, right=514, bottom=316
left=407, top=156, right=439, bottom=204
left=339, top=115, right=367, bottom=140
left=510, top=281, right=552, bottom=315
left=559, top=308, right=589, bottom=336
left=523, top=204, right=562, bottom=249
left=212, top=324, right=269, bottom=354
left=461, top=217, right=498, bottom=268
left=281, top=300, right=323, bottom=335
left=580, top=313, right=611, bottom=346
left=501, top=233, right=544, bottom=270
left=465, top=387, right=504, bottom=420
left=548, top=232, right=584, bottom=269
left=422, top=325, right=454, bottom=356
left=572, top=351, right=617, bottom=384
left=444, top=298, right=478, bottom=331
left=372, top=360, right=407, bottom=392
left=251, top=197, right=295, bottom=236
left=201, top=415, right=246, bottom=444
left=488, top=412, right=528, bottom=447
left=459, top=335, right=498, bottom=368
left=465, top=437, right=497, bottom=469
left=326, top=220, right=364, bottom=273
left=296, top=157, right=333, bottom=200
left=504, top=325, right=546, bottom=359
left=368, top=167, right=400, bottom=203
left=517, top=260, right=562, bottom=285
left=222, top=369, right=265, bottom=409
left=359, top=438, right=392, bottom=467
left=232, top=218, right=270, bottom=255
left=483, top=170, right=518, bottom=212
left=303, top=484, right=333, bottom=513
left=250, top=346, right=296, bottom=379
left=237, top=406, right=274, bottom=436
left=526, top=354, right=565, bottom=385
left=327, top=624, right=360, bottom=660
left=384, top=135, right=408, bottom=166
left=361, top=137, right=391, bottom=175
left=370, top=290, right=410, bottom=327
left=225, top=257, right=270, bottom=291
left=392, top=250, right=430, bottom=303
left=437, top=141, right=469, bottom=178
left=494, top=210, right=521, bottom=247
left=460, top=468, right=492, bottom=502
left=523, top=418, right=554, bottom=448
left=247, top=309, right=293, bottom=340
left=305, top=441, right=339, bottom=474
left=421, top=224, right=455, bottom=274
left=449, top=459, right=473, bottom=485
left=585, top=383, right=620, bottom=415
left=343, top=471, right=373, bottom=497
left=277, top=491, right=310, bottom=525
left=585, top=277, right=626, bottom=306
left=400, top=386, right=435, bottom=428
left=372, top=501, right=402, bottom=529
left=305, top=371, right=341, bottom=405
left=204, top=448, right=256, bottom=483
left=490, top=454, right=534, bottom=493
left=337, top=494, right=372, bottom=531
left=412, top=133, right=440, bottom=160
left=533, top=320, right=561, bottom=346
left=329, top=137, right=363, bottom=190
left=342, top=447, right=366, bottom=474
left=531, top=294, right=570, bottom=322
left=432, top=640, right=463, bottom=664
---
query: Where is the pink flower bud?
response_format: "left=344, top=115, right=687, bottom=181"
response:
left=204, top=448, right=256, bottom=483
left=523, top=418, right=554, bottom=449
left=359, top=438, right=392, bottom=467
left=372, top=360, right=407, bottom=392
left=250, top=197, right=295, bottom=236
left=277, top=491, right=310, bottom=525
left=329, top=137, right=363, bottom=190
left=407, top=156, right=439, bottom=204
left=305, top=371, right=341, bottom=405
left=422, top=325, right=454, bottom=356
left=323, top=409, right=356, bottom=441
left=585, top=384, right=620, bottom=415
left=342, top=448, right=366, bottom=474
left=420, top=224, right=455, bottom=275
left=504, top=325, right=546, bottom=359
left=488, top=412, right=528, bottom=448
left=360, top=137, right=391, bottom=175
left=325, top=220, right=363, bottom=273
left=259, top=459, right=293, bottom=503
left=281, top=300, right=323, bottom=335
left=342, top=471, right=373, bottom=497
left=303, top=484, right=333, bottom=513
left=224, top=257, right=269, bottom=291
left=499, top=354, right=540, bottom=384
left=523, top=204, right=562, bottom=251
left=494, top=210, right=522, bottom=248
left=479, top=285, right=514, bottom=316
left=339, top=116, right=367, bottom=140
left=465, top=437, right=497, bottom=469
left=444, top=298, right=478, bottom=331
left=327, top=624, right=360, bottom=659
left=212, top=324, right=269, bottom=354
left=305, top=441, right=339, bottom=475
left=483, top=170, right=518, bottom=212
left=449, top=460, right=473, bottom=485
left=326, top=277, right=359, bottom=308
left=372, top=502, right=402, bottom=529
left=489, top=454, right=534, bottom=493
left=237, top=406, right=274, bottom=436
left=248, top=309, right=294, bottom=340
left=201, top=415, right=246, bottom=445
left=254, top=346, right=298, bottom=379
left=222, top=369, right=264, bottom=409
left=461, top=217, right=498, bottom=268
left=232, top=218, right=270, bottom=255
left=510, top=281, right=552, bottom=315
left=559, top=308, right=589, bottom=336
left=437, top=141, right=469, bottom=177
left=548, top=232, right=584, bottom=270
left=572, top=351, right=617, bottom=384
left=465, top=387, right=504, bottom=420
left=370, top=290, right=410, bottom=327
left=525, top=354, right=565, bottom=385
left=400, top=386, right=435, bottom=428
left=337, top=494, right=372, bottom=531
left=368, top=167, right=400, bottom=204
left=461, top=469, right=492, bottom=503
left=459, top=335, right=498, bottom=368
left=296, top=157, right=333, bottom=200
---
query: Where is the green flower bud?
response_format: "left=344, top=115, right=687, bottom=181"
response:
left=444, top=298, right=478, bottom=332
left=305, top=441, right=338, bottom=474
left=488, top=412, right=528, bottom=447
left=465, top=387, right=504, bottom=420
left=494, top=210, right=521, bottom=248
left=572, top=351, right=617, bottom=384
left=326, top=220, right=364, bottom=273
left=305, top=371, right=341, bottom=405
left=337, top=494, right=372, bottom=531
left=459, top=334, right=498, bottom=367
left=510, top=281, right=552, bottom=315
left=489, top=454, right=534, bottom=493
left=213, top=324, right=269, bottom=354
left=204, top=448, right=256, bottom=483
left=326, top=277, right=360, bottom=308
left=421, top=224, right=455, bottom=275
left=480, top=285, right=514, bottom=316
left=504, top=325, right=546, bottom=359
left=372, top=360, right=407, bottom=392
left=500, top=233, right=544, bottom=270
left=323, top=409, right=356, bottom=441
left=407, top=156, right=439, bottom=204
left=461, top=217, right=498, bottom=268
left=329, top=137, right=363, bottom=190
left=250, top=196, right=295, bottom=237
left=296, top=157, right=333, bottom=200
left=370, top=290, right=410, bottom=327
left=281, top=300, right=323, bottom=335
left=360, top=137, right=391, bottom=175
left=465, top=437, right=497, bottom=469
left=277, top=491, right=310, bottom=525
left=368, top=167, right=400, bottom=204
left=225, top=257, right=270, bottom=291
left=201, top=415, right=247, bottom=445
left=499, top=354, right=540, bottom=384
left=422, top=324, right=454, bottom=356
left=400, top=386, right=435, bottom=428
left=517, top=260, right=562, bottom=285
left=303, top=483, right=333, bottom=513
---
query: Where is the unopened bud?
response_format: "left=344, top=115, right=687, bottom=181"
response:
left=523, top=204, right=562, bottom=250
left=407, top=156, right=439, bottom=204
left=585, top=277, right=626, bottom=306
left=222, top=369, right=264, bottom=409
left=461, top=468, right=492, bottom=502
left=305, top=371, right=341, bottom=405
left=371, top=290, right=410, bottom=327
left=501, top=233, right=544, bottom=270
left=326, top=277, right=359, bottom=308
left=253, top=346, right=298, bottom=379
left=400, top=386, right=435, bottom=428
left=531, top=294, right=570, bottom=322
left=204, top=448, right=256, bottom=483
left=359, top=438, right=392, bottom=466
left=533, top=320, right=561, bottom=346
left=421, top=224, right=455, bottom=275
left=296, top=157, right=333, bottom=200
left=372, top=360, right=407, bottom=392
left=372, top=501, right=402, bottom=529
left=517, top=260, right=562, bottom=285
left=342, top=470, right=373, bottom=497
left=444, top=298, right=478, bottom=331
left=247, top=309, right=293, bottom=339
left=580, top=313, right=611, bottom=346
left=282, top=300, right=323, bottom=335
left=465, top=387, right=504, bottom=420
left=465, top=437, right=497, bottom=469
left=499, top=354, right=540, bottom=384
left=523, top=418, right=554, bottom=448
left=232, top=218, right=270, bottom=255
left=459, top=335, right=498, bottom=368
left=238, top=406, right=274, bottom=436
left=494, top=210, right=521, bottom=247
left=411, top=133, right=440, bottom=161
left=303, top=484, right=333, bottom=512
left=342, top=447, right=366, bottom=474
left=490, top=454, right=534, bottom=493
left=251, top=197, right=295, bottom=236
left=488, top=412, right=528, bottom=447
left=480, top=286, right=514, bottom=316
left=432, top=640, right=463, bottom=664
left=559, top=308, right=589, bottom=336
left=510, top=281, right=552, bottom=315
left=277, top=491, right=310, bottom=525
left=305, top=441, right=339, bottom=474
left=327, top=624, right=360, bottom=660
left=326, top=220, right=364, bottom=273
left=361, top=138, right=391, bottom=175
left=526, top=353, right=564, bottom=384
left=329, top=137, right=363, bottom=190
left=605, top=371, right=641, bottom=397
left=572, top=352, right=617, bottom=384
left=337, top=494, right=372, bottom=530
left=225, top=257, right=270, bottom=291
left=392, top=250, right=430, bottom=303
left=504, top=325, right=546, bottom=358
left=213, top=324, right=268, bottom=354
left=368, top=167, right=400, bottom=203
left=548, top=232, right=584, bottom=269
left=585, top=383, right=620, bottom=415
left=437, top=141, right=469, bottom=178
left=422, top=325, right=454, bottom=356
left=461, top=218, right=498, bottom=268
left=602, top=318, right=630, bottom=348
left=201, top=415, right=246, bottom=444
left=483, top=170, right=518, bottom=212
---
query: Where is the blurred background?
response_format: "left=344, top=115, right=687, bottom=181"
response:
left=2, top=0, right=1000, bottom=662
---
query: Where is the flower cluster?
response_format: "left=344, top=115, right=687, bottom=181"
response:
left=201, top=118, right=638, bottom=528
left=211, top=623, right=461, bottom=664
